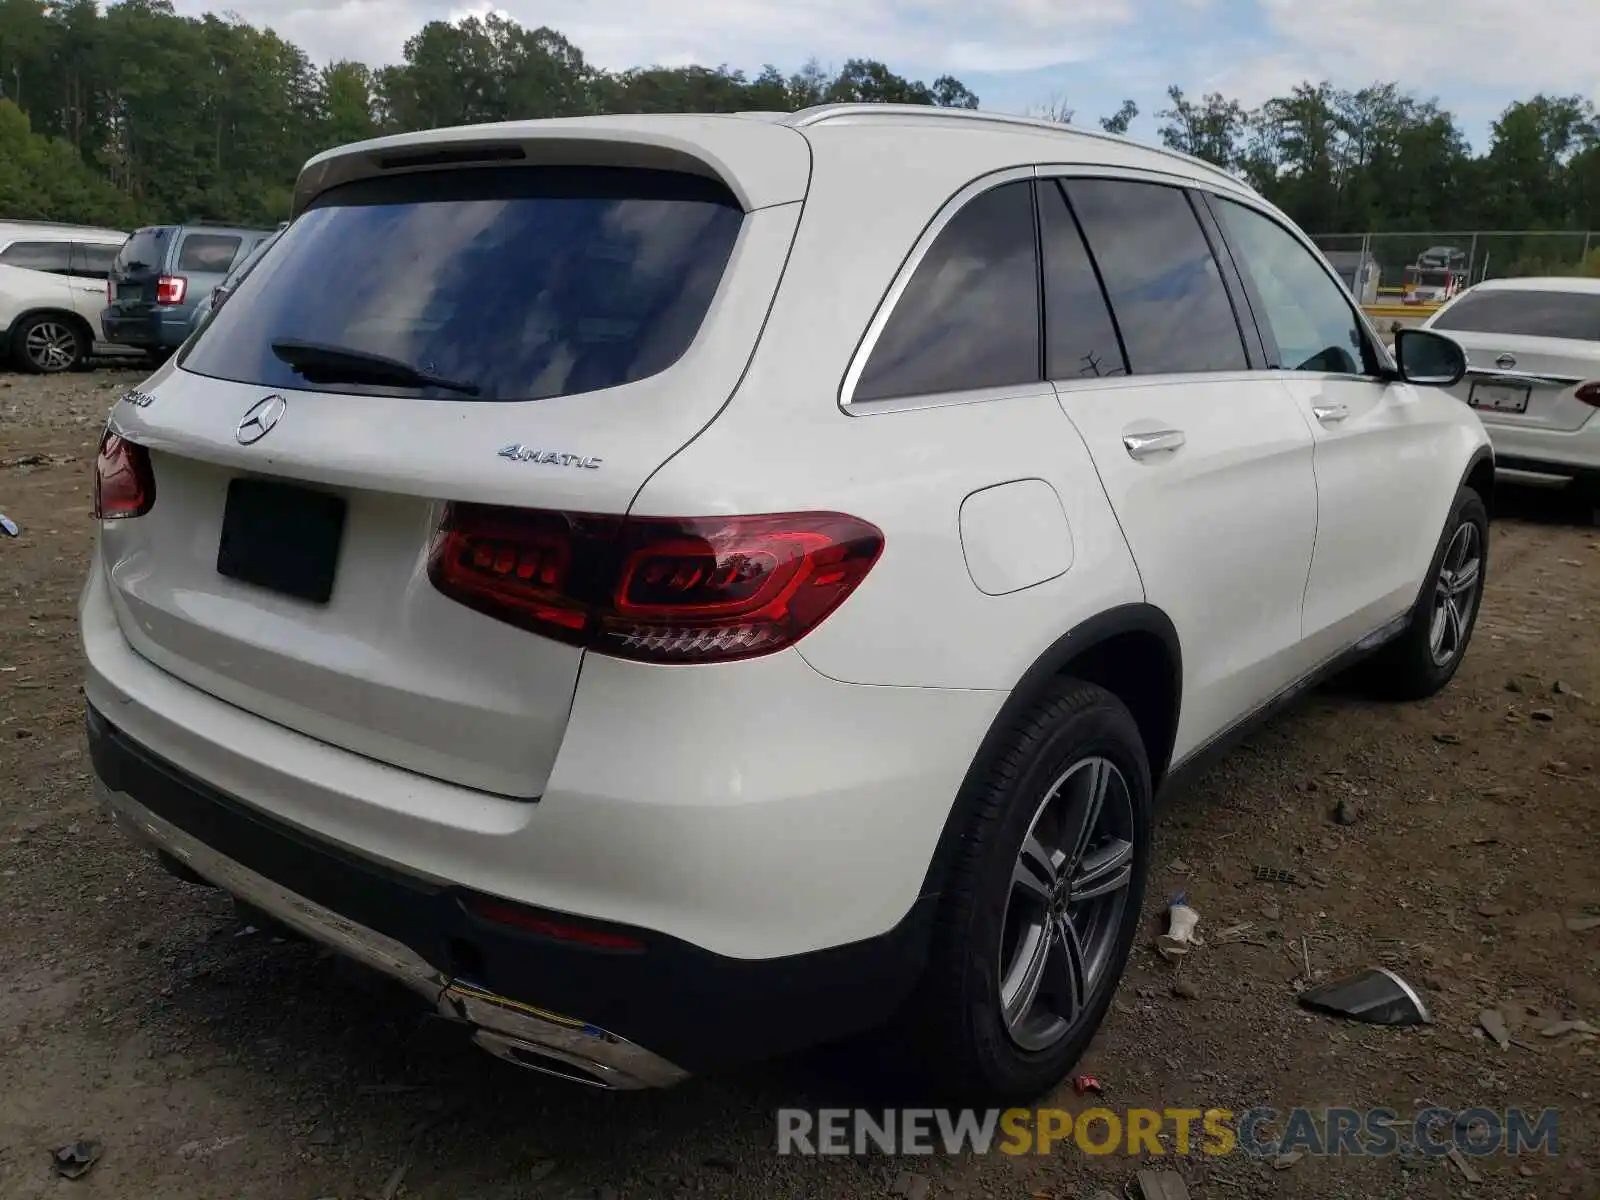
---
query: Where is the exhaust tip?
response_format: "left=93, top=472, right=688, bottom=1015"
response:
left=471, top=1030, right=626, bottom=1089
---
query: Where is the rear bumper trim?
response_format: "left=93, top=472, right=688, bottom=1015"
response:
left=97, top=779, right=688, bottom=1089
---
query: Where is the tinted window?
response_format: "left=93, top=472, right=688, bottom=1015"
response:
left=1431, top=290, right=1600, bottom=341
left=177, top=234, right=242, bottom=273
left=183, top=166, right=744, bottom=402
left=854, top=180, right=1040, bottom=402
left=1064, top=180, right=1246, bottom=374
left=1038, top=180, right=1126, bottom=380
left=112, top=229, right=170, bottom=276
left=1214, top=198, right=1373, bottom=375
left=71, top=243, right=120, bottom=279
left=0, top=240, right=72, bottom=274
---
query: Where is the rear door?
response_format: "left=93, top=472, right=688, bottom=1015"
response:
left=1425, top=287, right=1600, bottom=439
left=69, top=242, right=120, bottom=335
left=98, top=162, right=798, bottom=799
left=1043, top=174, right=1319, bottom=757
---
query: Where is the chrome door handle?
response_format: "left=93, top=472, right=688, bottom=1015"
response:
left=1122, top=429, right=1186, bottom=459
left=1312, top=403, right=1349, bottom=423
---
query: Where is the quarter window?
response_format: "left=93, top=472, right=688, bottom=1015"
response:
left=1063, top=179, right=1247, bottom=375
left=0, top=240, right=72, bottom=274
left=1213, top=198, right=1374, bottom=375
left=1038, top=180, right=1127, bottom=380
left=176, top=234, right=242, bottom=273
left=853, top=180, right=1041, bottom=402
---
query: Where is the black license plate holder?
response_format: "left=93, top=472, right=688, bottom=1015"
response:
left=216, top=477, right=346, bottom=604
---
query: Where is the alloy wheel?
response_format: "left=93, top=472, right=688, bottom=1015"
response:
left=1429, top=521, right=1482, bottom=667
left=999, top=756, right=1135, bottom=1052
left=24, top=321, right=79, bottom=372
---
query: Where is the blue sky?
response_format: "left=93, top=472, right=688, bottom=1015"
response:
left=188, top=0, right=1598, bottom=154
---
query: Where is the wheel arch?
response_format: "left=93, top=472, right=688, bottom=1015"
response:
left=8, top=306, right=94, bottom=362
left=1462, top=442, right=1495, bottom=522
left=916, top=603, right=1182, bottom=905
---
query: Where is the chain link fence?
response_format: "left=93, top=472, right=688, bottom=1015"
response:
left=1311, top=231, right=1598, bottom=305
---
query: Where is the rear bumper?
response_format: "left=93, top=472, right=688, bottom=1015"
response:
left=101, top=308, right=190, bottom=349
left=1480, top=417, right=1600, bottom=487
left=88, top=702, right=935, bottom=1078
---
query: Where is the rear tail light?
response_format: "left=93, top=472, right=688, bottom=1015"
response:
left=156, top=275, right=187, bottom=305
left=105, top=279, right=113, bottom=305
left=1575, top=381, right=1600, bottom=407
left=92, top=430, right=155, bottom=519
left=428, top=505, right=883, bottom=664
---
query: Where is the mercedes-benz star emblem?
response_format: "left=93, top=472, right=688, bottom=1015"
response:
left=236, top=395, right=287, bottom=445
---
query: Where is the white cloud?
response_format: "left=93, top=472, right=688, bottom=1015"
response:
left=1258, top=0, right=1598, bottom=98
left=173, top=0, right=1131, bottom=73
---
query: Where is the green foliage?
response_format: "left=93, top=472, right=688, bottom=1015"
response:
left=0, top=0, right=1596, bottom=241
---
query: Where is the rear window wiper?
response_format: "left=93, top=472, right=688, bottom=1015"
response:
left=270, top=338, right=480, bottom=396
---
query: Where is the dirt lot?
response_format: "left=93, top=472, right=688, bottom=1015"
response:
left=2, top=367, right=1597, bottom=1200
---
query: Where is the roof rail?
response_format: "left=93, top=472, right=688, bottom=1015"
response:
left=784, top=103, right=1249, bottom=191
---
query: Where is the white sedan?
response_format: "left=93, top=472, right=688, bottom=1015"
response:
left=1422, top=276, right=1600, bottom=497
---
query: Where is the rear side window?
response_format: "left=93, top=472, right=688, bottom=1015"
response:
left=112, top=230, right=169, bottom=275
left=177, top=234, right=242, bottom=273
left=0, top=240, right=72, bottom=274
left=71, top=243, right=120, bottom=279
left=1064, top=179, right=1247, bottom=375
left=1431, top=290, right=1600, bottom=341
left=1037, top=180, right=1127, bottom=380
left=853, top=180, right=1040, bottom=402
left=182, top=166, right=744, bottom=402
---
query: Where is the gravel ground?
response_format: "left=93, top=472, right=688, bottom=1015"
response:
left=1, top=366, right=1597, bottom=1200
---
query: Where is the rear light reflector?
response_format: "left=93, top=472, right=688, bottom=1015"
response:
left=463, top=894, right=644, bottom=951
left=428, top=506, right=883, bottom=664
left=156, top=275, right=187, bottom=305
left=105, top=280, right=113, bottom=305
left=92, top=430, right=155, bottom=519
left=1575, top=381, right=1600, bottom=407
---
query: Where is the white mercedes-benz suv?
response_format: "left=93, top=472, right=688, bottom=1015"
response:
left=82, top=104, right=1493, bottom=1103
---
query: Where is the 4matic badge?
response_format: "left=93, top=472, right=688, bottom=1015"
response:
left=498, top=444, right=603, bottom=469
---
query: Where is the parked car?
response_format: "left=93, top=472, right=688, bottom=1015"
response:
left=101, top=222, right=277, bottom=357
left=187, top=223, right=287, bottom=337
left=1417, top=245, right=1467, bottom=271
left=0, top=220, right=128, bottom=372
left=82, top=105, right=1493, bottom=1103
left=1421, top=276, right=1600, bottom=497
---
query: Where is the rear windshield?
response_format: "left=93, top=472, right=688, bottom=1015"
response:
left=1432, top=290, right=1600, bottom=340
left=112, top=229, right=168, bottom=275
left=177, top=234, right=242, bottom=273
left=181, top=166, right=745, bottom=402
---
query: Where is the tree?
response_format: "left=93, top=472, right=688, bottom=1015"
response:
left=1099, top=99, right=1137, bottom=135
left=1, top=0, right=1596, bottom=248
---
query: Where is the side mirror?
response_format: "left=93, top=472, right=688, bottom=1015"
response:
left=1394, top=328, right=1466, bottom=387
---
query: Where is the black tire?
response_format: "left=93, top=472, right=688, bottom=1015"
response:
left=1359, top=485, right=1488, bottom=701
left=11, top=313, right=88, bottom=374
left=900, top=679, right=1152, bottom=1104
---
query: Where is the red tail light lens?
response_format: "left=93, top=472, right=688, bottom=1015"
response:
left=106, top=280, right=113, bottom=305
left=428, top=506, right=883, bottom=664
left=1575, top=381, right=1600, bottom=407
left=156, top=275, right=187, bottom=305
left=463, top=894, right=644, bottom=951
left=92, top=430, right=155, bottom=519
